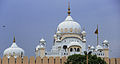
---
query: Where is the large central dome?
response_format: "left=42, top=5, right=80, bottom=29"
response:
left=57, top=15, right=81, bottom=34
left=57, top=3, right=81, bottom=34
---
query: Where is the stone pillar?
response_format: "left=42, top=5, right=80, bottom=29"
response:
left=116, top=58, right=120, bottom=64
left=36, top=56, right=41, bottom=64
left=104, top=57, right=109, bottom=64
left=43, top=56, right=48, bottom=64
left=55, top=57, right=60, bottom=64
left=110, top=58, right=115, bottom=64
left=103, top=48, right=109, bottom=57
left=2, top=57, right=8, bottom=64
left=23, top=56, right=28, bottom=64
left=29, top=56, right=35, bottom=64
left=49, top=57, right=54, bottom=64
left=9, top=57, right=15, bottom=64
left=16, top=57, right=22, bottom=64
left=40, top=48, right=45, bottom=58
left=62, top=56, right=66, bottom=64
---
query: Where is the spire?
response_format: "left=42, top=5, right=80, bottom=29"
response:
left=67, top=1, right=71, bottom=16
left=13, top=36, right=15, bottom=43
left=83, top=26, right=85, bottom=31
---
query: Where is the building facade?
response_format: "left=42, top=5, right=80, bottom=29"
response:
left=35, top=4, right=109, bottom=58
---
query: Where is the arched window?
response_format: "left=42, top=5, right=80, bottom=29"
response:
left=45, top=53, right=47, bottom=55
left=64, top=40, right=66, bottom=42
left=57, top=28, right=60, bottom=31
left=21, top=52, right=23, bottom=57
left=70, top=28, right=73, bottom=32
left=65, top=28, right=68, bottom=32
left=70, top=48, right=73, bottom=52
left=63, top=45, right=67, bottom=52
left=77, top=48, right=80, bottom=52
left=103, top=53, right=104, bottom=56
left=99, top=54, right=100, bottom=56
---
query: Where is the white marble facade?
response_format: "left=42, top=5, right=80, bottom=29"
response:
left=35, top=9, right=109, bottom=58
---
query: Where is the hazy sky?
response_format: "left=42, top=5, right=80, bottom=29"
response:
left=0, top=0, right=120, bottom=58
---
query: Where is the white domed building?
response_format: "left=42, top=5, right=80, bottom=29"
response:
left=35, top=5, right=87, bottom=58
left=35, top=4, right=109, bottom=58
left=3, top=36, right=24, bottom=58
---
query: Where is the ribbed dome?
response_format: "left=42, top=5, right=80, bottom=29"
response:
left=57, top=16, right=81, bottom=34
left=3, top=42, right=24, bottom=58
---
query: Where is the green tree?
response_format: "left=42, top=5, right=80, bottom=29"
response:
left=64, top=53, right=106, bottom=64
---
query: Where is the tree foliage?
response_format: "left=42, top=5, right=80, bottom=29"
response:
left=65, top=54, right=106, bottom=64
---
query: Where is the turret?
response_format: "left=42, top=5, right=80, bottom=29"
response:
left=56, top=30, right=61, bottom=41
left=102, top=40, right=109, bottom=57
left=81, top=28, right=86, bottom=42
left=35, top=38, right=46, bottom=58
left=39, top=38, right=46, bottom=47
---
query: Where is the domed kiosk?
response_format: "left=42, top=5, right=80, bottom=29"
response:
left=3, top=36, right=24, bottom=58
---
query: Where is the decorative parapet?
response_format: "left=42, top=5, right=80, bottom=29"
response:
left=0, top=56, right=120, bottom=64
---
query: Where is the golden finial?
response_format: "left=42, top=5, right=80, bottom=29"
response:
left=13, top=35, right=15, bottom=43
left=67, top=1, right=71, bottom=16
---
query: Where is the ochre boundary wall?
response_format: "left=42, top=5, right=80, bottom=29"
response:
left=0, top=56, right=120, bottom=64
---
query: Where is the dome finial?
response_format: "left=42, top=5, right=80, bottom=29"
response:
left=13, top=35, right=15, bottom=43
left=67, top=1, right=71, bottom=16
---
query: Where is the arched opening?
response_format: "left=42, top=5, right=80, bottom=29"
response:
left=65, top=28, right=68, bottom=32
left=70, top=48, right=73, bottom=52
left=77, top=48, right=80, bottom=52
left=70, top=28, right=73, bottom=32
left=63, top=45, right=67, bottom=52
left=21, top=52, right=23, bottom=57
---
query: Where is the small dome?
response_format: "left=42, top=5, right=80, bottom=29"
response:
left=57, top=16, right=81, bottom=34
left=82, top=39, right=86, bottom=42
left=103, top=40, right=109, bottom=44
left=91, top=46, right=95, bottom=49
left=36, top=45, right=40, bottom=50
left=96, top=45, right=103, bottom=50
left=40, top=38, right=45, bottom=42
left=81, top=31, right=86, bottom=36
left=56, top=30, right=61, bottom=34
left=3, top=43, right=24, bottom=58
